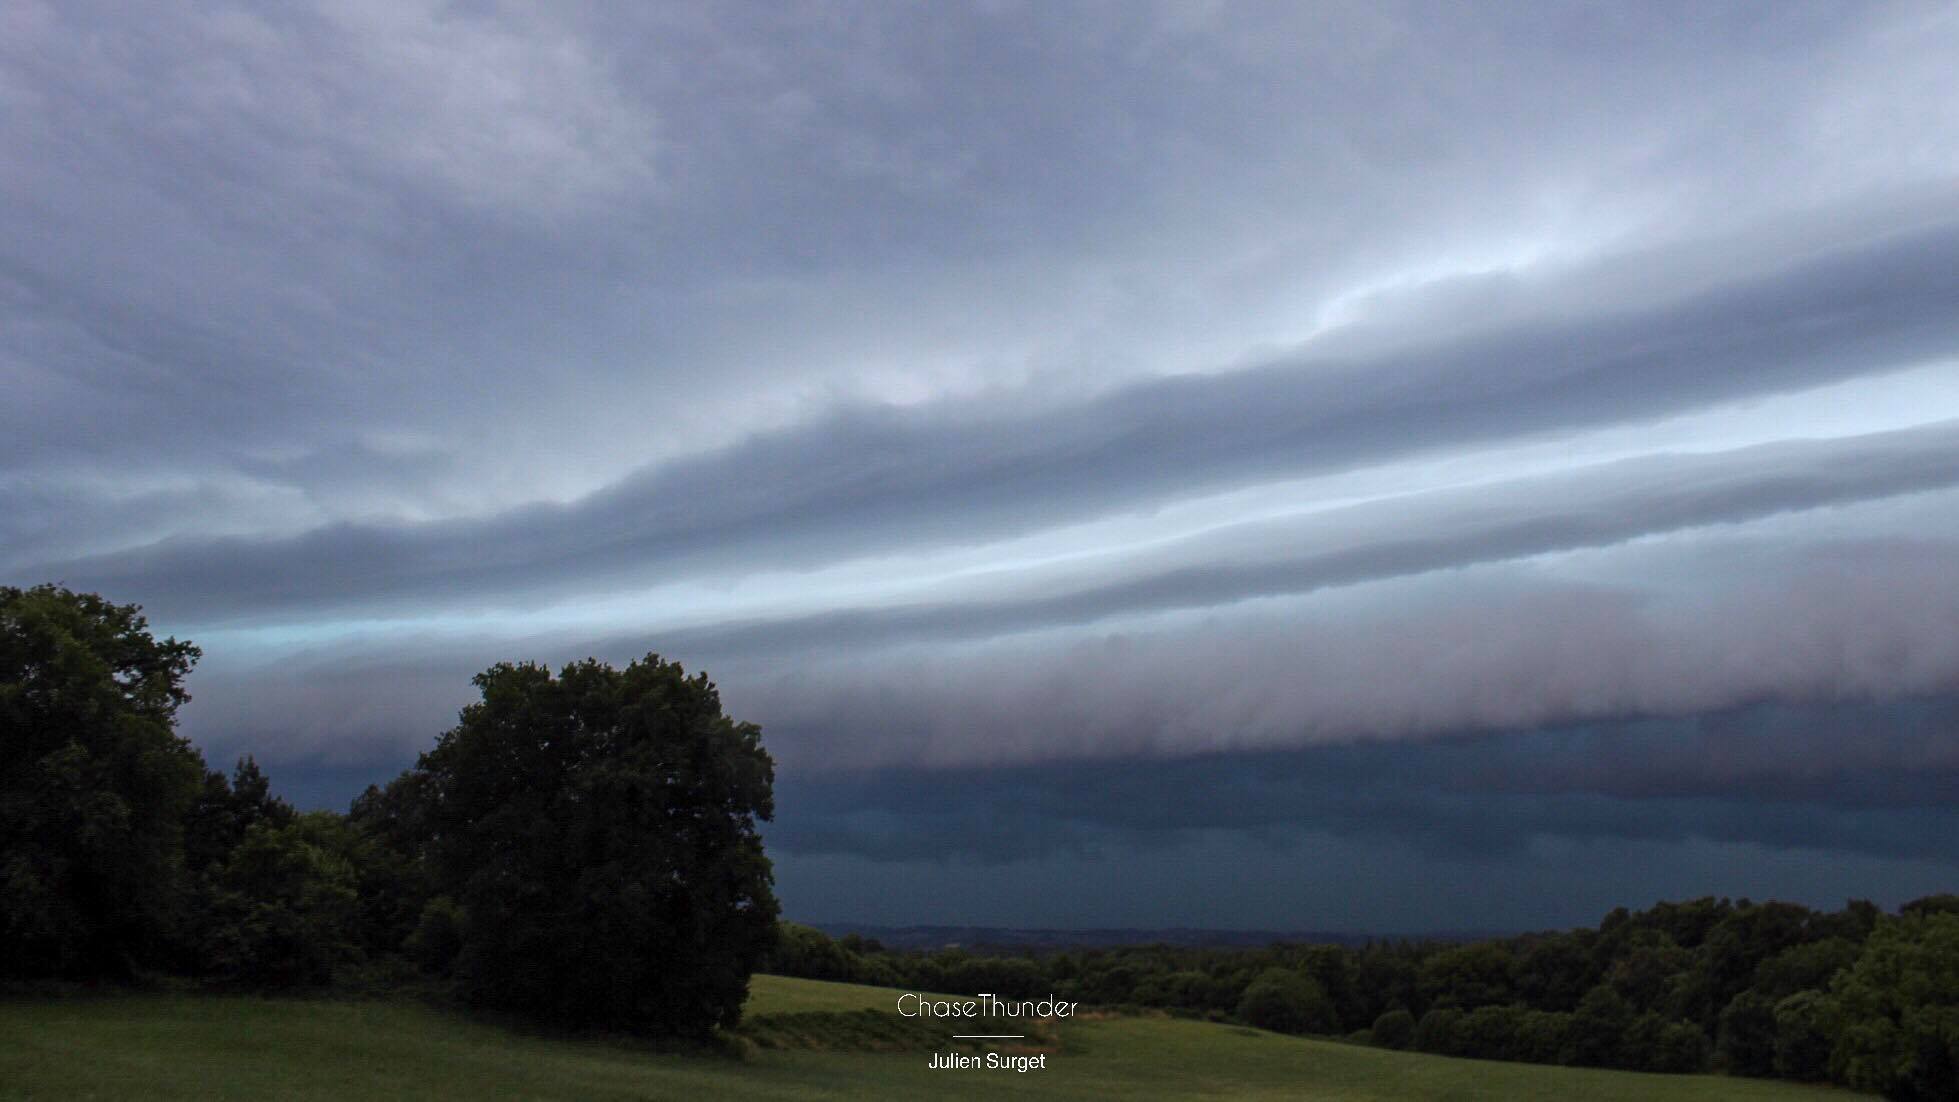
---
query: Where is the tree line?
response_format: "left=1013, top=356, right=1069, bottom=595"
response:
left=1, top=585, right=777, bottom=1039
left=768, top=894, right=1958, bottom=1098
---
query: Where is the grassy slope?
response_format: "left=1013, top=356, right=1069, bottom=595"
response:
left=0, top=976, right=1864, bottom=1101
left=749, top=974, right=928, bottom=1013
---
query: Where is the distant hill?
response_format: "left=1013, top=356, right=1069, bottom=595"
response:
left=809, top=923, right=1507, bottom=951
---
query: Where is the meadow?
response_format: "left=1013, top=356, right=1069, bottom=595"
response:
left=0, top=975, right=1867, bottom=1100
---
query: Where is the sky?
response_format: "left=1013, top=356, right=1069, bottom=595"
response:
left=6, top=1, right=1959, bottom=932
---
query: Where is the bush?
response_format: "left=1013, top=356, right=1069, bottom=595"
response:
left=768, top=923, right=856, bottom=981
left=1237, top=967, right=1337, bottom=1035
left=197, top=815, right=360, bottom=987
left=1134, top=969, right=1220, bottom=1011
left=1372, top=1008, right=1415, bottom=1049
left=1513, top=1009, right=1572, bottom=1065
left=405, top=896, right=464, bottom=975
left=1414, top=1007, right=1464, bottom=1055
left=1645, top=1025, right=1708, bottom=1072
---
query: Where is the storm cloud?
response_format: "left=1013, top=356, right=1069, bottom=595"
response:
left=768, top=698, right=1959, bottom=866
left=7, top=1, right=1959, bottom=928
left=18, top=221, right=1959, bottom=620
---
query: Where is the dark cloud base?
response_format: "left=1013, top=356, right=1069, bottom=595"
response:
left=256, top=695, right=1959, bottom=930
left=762, top=698, right=1959, bottom=929
left=766, top=696, right=1959, bottom=867
left=771, top=834, right=1954, bottom=933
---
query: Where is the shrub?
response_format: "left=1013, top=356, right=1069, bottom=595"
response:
left=406, top=896, right=464, bottom=975
left=1513, top=1009, right=1572, bottom=1065
left=197, top=815, right=360, bottom=988
left=1414, top=1007, right=1464, bottom=1055
left=1237, top=967, right=1337, bottom=1034
left=1663, top=1019, right=1712, bottom=1073
left=1372, top=1008, right=1416, bottom=1049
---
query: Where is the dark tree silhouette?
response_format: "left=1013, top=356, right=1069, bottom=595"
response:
left=408, top=655, right=779, bottom=1036
left=1, top=585, right=204, bottom=979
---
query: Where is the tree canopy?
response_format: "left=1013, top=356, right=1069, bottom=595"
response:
left=1, top=585, right=204, bottom=979
left=408, top=656, right=780, bottom=1035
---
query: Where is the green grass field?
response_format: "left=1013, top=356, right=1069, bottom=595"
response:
left=0, top=976, right=1867, bottom=1100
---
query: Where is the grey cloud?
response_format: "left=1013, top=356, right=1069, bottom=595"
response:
left=729, top=531, right=1959, bottom=769
left=169, top=510, right=1959, bottom=778
left=181, top=651, right=470, bottom=772
left=638, top=420, right=1959, bottom=657
left=5, top=1, right=1953, bottom=525
left=22, top=219, right=1959, bottom=621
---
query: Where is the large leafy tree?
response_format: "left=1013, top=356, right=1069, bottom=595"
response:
left=409, top=655, right=778, bottom=1036
left=185, top=756, right=295, bottom=878
left=196, top=812, right=361, bottom=988
left=1831, top=912, right=1959, bottom=1101
left=0, top=585, right=205, bottom=978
